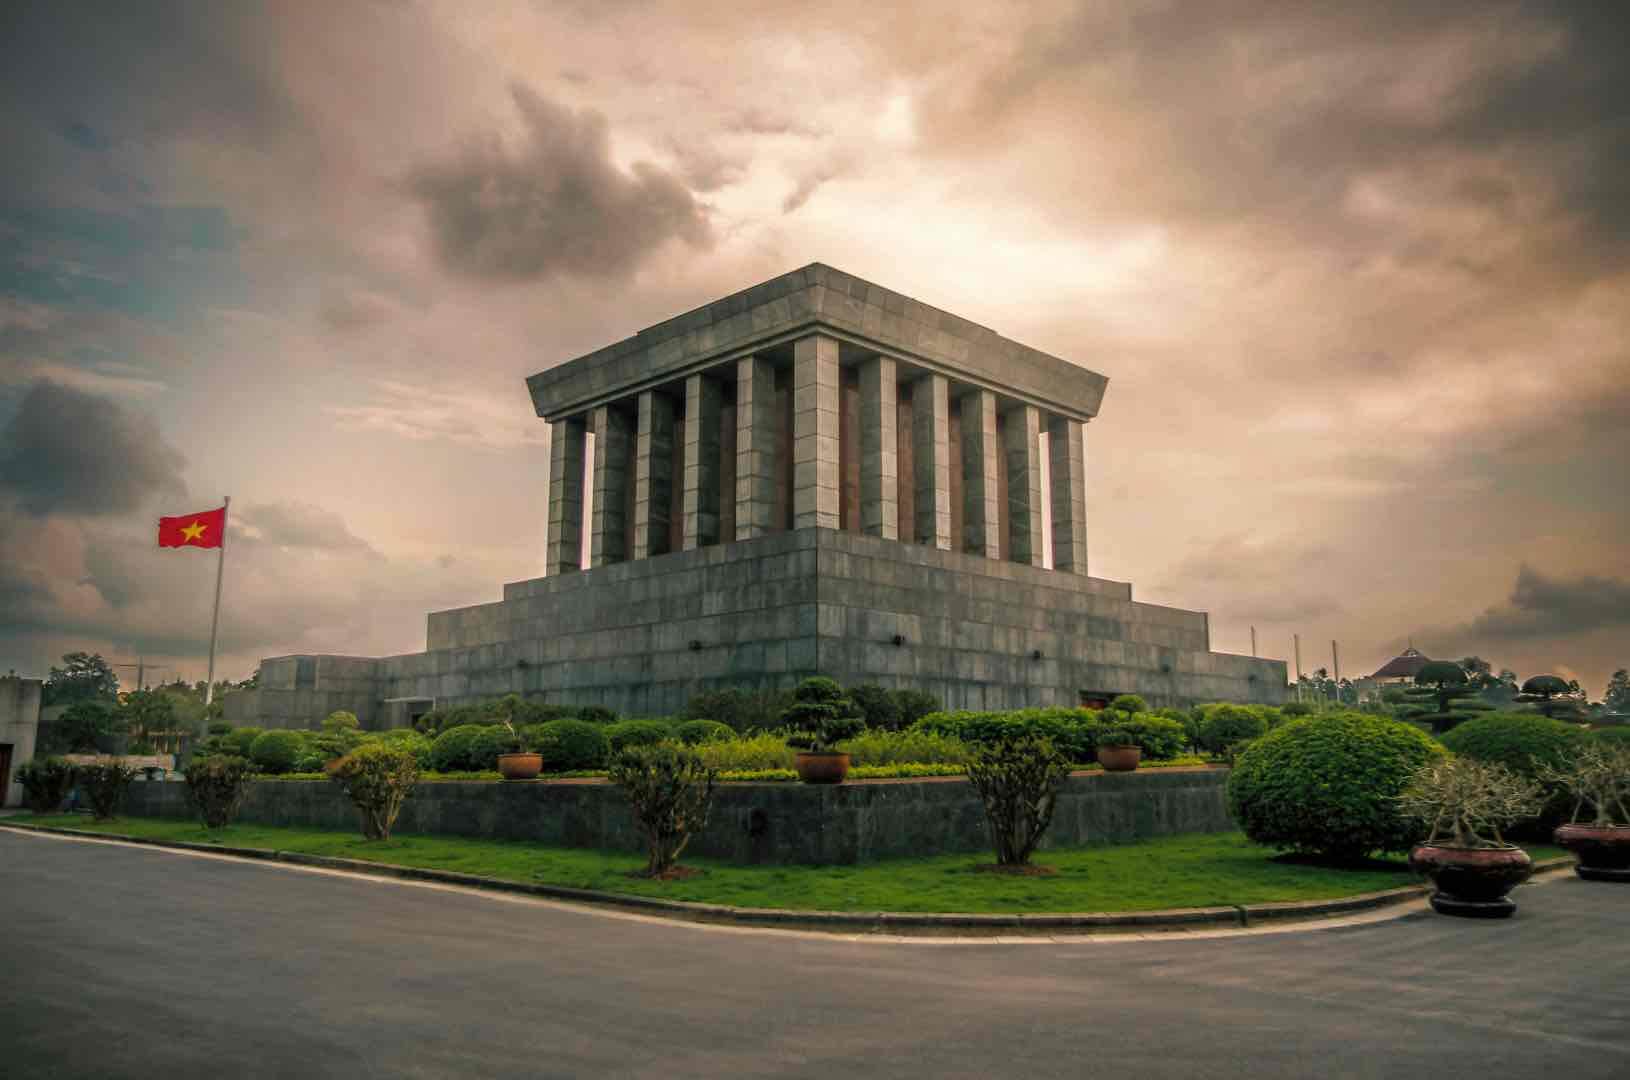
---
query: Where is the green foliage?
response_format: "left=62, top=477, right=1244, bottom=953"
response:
left=1096, top=728, right=1137, bottom=749
left=965, top=736, right=1073, bottom=866
left=913, top=706, right=1185, bottom=763
left=1228, top=712, right=1446, bottom=860
left=1440, top=712, right=1585, bottom=830
left=836, top=729, right=971, bottom=766
left=42, top=651, right=119, bottom=706
left=182, top=755, right=257, bottom=828
left=529, top=719, right=612, bottom=770
left=1589, top=726, right=1630, bottom=749
left=1536, top=741, right=1630, bottom=828
left=328, top=742, right=419, bottom=840
left=847, top=683, right=901, bottom=730
left=691, top=732, right=796, bottom=771
left=1517, top=674, right=1586, bottom=721
left=892, top=689, right=942, bottom=729
left=1605, top=669, right=1630, bottom=715
left=76, top=759, right=139, bottom=821
left=51, top=700, right=121, bottom=753
left=576, top=704, right=618, bottom=726
left=1108, top=694, right=1149, bottom=714
left=15, top=757, right=76, bottom=813
left=323, top=710, right=360, bottom=732
left=604, top=718, right=676, bottom=753
left=674, top=719, right=735, bottom=746
left=118, top=688, right=178, bottom=752
left=1197, top=704, right=1269, bottom=762
left=1399, top=662, right=1493, bottom=734
left=429, top=724, right=500, bottom=772
left=682, top=686, right=795, bottom=735
left=221, top=727, right=263, bottom=758
left=782, top=677, right=865, bottom=752
left=247, top=730, right=304, bottom=774
left=207, top=721, right=232, bottom=736
left=607, top=744, right=718, bottom=876
left=1280, top=701, right=1314, bottom=718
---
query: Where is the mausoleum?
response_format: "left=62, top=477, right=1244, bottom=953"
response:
left=228, top=264, right=1286, bottom=729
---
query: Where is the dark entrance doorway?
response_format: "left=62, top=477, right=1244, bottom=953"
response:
left=0, top=743, right=13, bottom=808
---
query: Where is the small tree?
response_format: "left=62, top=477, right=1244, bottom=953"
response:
left=77, top=759, right=138, bottom=821
left=782, top=677, right=865, bottom=753
left=847, top=683, right=901, bottom=730
left=1397, top=758, right=1544, bottom=848
left=15, top=757, right=76, bottom=813
left=42, top=652, right=120, bottom=706
left=1536, top=742, right=1630, bottom=828
left=51, top=700, right=122, bottom=753
left=1401, top=661, right=1493, bottom=734
left=608, top=744, right=718, bottom=877
left=1518, top=675, right=1585, bottom=722
left=183, top=755, right=257, bottom=828
left=328, top=743, right=419, bottom=840
left=1605, top=668, right=1630, bottom=715
left=966, top=736, right=1073, bottom=867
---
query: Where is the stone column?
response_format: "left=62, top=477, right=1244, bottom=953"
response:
left=590, top=403, right=633, bottom=567
left=632, top=389, right=677, bottom=559
left=1048, top=415, right=1089, bottom=575
left=858, top=355, right=898, bottom=539
left=681, top=372, right=724, bottom=549
left=959, top=389, right=1000, bottom=559
left=792, top=333, right=840, bottom=530
left=1003, top=404, right=1044, bottom=566
left=545, top=415, right=587, bottom=575
left=911, top=374, right=951, bottom=550
left=735, top=355, right=778, bottom=541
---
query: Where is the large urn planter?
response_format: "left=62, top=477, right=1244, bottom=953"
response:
left=1095, top=745, right=1142, bottom=772
left=496, top=752, right=543, bottom=781
left=1553, top=824, right=1630, bottom=882
left=794, top=752, right=851, bottom=785
left=1408, top=843, right=1533, bottom=918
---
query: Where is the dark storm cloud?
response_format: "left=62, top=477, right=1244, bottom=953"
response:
left=237, top=501, right=380, bottom=557
left=407, top=84, right=713, bottom=282
left=0, top=380, right=185, bottom=516
left=1456, top=564, right=1630, bottom=642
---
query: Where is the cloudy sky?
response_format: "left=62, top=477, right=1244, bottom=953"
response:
left=2, top=1, right=1626, bottom=696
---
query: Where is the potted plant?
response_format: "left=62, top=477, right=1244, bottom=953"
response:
left=1095, top=728, right=1142, bottom=772
left=782, top=677, right=865, bottom=784
left=1397, top=757, right=1545, bottom=918
left=1538, top=741, right=1630, bottom=881
left=492, top=703, right=542, bottom=781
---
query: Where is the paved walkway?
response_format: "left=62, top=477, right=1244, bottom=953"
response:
left=2, top=828, right=1626, bottom=1078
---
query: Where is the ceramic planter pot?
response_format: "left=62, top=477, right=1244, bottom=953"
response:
left=496, top=752, right=543, bottom=781
left=1409, top=843, right=1533, bottom=918
left=794, top=751, right=850, bottom=785
left=1553, top=824, right=1630, bottom=882
left=1095, top=745, right=1142, bottom=772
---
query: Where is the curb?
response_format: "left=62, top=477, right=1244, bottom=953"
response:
left=0, top=820, right=1577, bottom=938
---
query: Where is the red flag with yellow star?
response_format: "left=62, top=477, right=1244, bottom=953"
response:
left=158, top=506, right=226, bottom=549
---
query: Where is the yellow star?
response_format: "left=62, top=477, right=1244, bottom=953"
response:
left=180, top=520, right=207, bottom=543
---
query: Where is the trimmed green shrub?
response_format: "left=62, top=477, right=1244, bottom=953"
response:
left=783, top=677, right=865, bottom=752
left=1589, top=726, right=1630, bottom=749
left=848, top=683, right=901, bottom=730
left=1228, top=712, right=1446, bottom=860
left=892, top=689, right=941, bottom=730
left=608, top=744, right=717, bottom=877
left=248, top=730, right=304, bottom=775
left=913, top=706, right=1186, bottom=763
left=683, top=687, right=795, bottom=735
left=206, top=721, right=232, bottom=736
left=576, top=704, right=618, bottom=726
left=531, top=719, right=612, bottom=770
left=605, top=718, right=675, bottom=753
left=429, top=724, right=501, bottom=772
left=221, top=727, right=262, bottom=758
left=674, top=719, right=735, bottom=746
left=77, top=759, right=139, bottom=821
left=1197, top=704, right=1269, bottom=762
left=966, top=736, right=1072, bottom=866
left=836, top=729, right=971, bottom=766
left=329, top=742, right=419, bottom=840
left=1280, top=701, right=1314, bottom=718
left=692, top=732, right=796, bottom=771
left=1440, top=712, right=1585, bottom=831
left=183, top=755, right=256, bottom=828
left=15, top=757, right=76, bottom=813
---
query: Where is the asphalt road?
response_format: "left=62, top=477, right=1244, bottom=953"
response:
left=2, top=829, right=1626, bottom=1079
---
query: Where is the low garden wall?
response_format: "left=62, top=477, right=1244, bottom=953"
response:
left=122, top=767, right=1232, bottom=865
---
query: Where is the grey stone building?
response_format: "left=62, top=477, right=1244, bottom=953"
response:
left=227, top=264, right=1286, bottom=730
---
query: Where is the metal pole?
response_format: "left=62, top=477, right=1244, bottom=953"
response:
left=1294, top=634, right=1302, bottom=702
left=1250, top=626, right=1257, bottom=657
left=204, top=496, right=230, bottom=708
left=1332, top=640, right=1341, bottom=705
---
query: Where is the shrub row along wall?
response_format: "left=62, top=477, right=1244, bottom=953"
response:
left=122, top=768, right=1231, bottom=865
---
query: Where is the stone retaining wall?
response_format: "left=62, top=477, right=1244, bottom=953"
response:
left=123, top=766, right=1232, bottom=865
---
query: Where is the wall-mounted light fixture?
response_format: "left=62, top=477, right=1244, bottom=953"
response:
left=891, top=633, right=906, bottom=647
left=1031, top=649, right=1043, bottom=661
left=689, top=640, right=703, bottom=651
left=516, top=658, right=530, bottom=670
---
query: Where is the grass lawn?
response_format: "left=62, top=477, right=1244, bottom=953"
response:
left=15, top=814, right=1566, bottom=913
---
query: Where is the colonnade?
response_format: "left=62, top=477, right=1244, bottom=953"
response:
left=544, top=332, right=1088, bottom=576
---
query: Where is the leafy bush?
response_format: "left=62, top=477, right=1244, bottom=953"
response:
left=836, top=729, right=971, bottom=766
left=1440, top=712, right=1585, bottom=832
left=892, top=689, right=941, bottom=729
left=221, top=727, right=263, bottom=758
left=183, top=755, right=257, bottom=828
left=605, top=718, right=675, bottom=753
left=1108, top=694, right=1149, bottom=714
left=1228, top=712, right=1446, bottom=860
left=913, top=706, right=1185, bottom=763
left=1589, top=727, right=1630, bottom=749
left=691, top=732, right=796, bottom=772
left=674, top=719, right=735, bottom=746
left=206, top=721, right=233, bottom=736
left=16, top=757, right=76, bottom=813
left=428, top=724, right=504, bottom=772
left=328, top=742, right=419, bottom=840
left=608, top=744, right=717, bottom=877
left=783, top=677, right=865, bottom=752
left=966, top=736, right=1073, bottom=866
left=324, top=710, right=360, bottom=731
left=530, top=719, right=611, bottom=770
left=77, top=759, right=139, bottom=821
left=683, top=686, right=795, bottom=734
left=576, top=704, right=618, bottom=726
left=248, top=730, right=304, bottom=775
left=848, top=683, right=900, bottom=730
left=375, top=728, right=434, bottom=768
left=1280, top=701, right=1314, bottom=718
left=1197, top=704, right=1269, bottom=762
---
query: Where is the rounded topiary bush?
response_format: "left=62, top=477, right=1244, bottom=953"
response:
left=605, top=719, right=674, bottom=753
left=429, top=724, right=505, bottom=772
left=675, top=719, right=734, bottom=745
left=247, top=730, right=304, bottom=775
left=1440, top=712, right=1585, bottom=831
left=530, top=719, right=611, bottom=770
left=1227, top=712, right=1446, bottom=860
left=1589, top=726, right=1630, bottom=748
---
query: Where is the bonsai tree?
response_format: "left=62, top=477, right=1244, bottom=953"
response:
left=966, top=736, right=1072, bottom=868
left=781, top=677, right=865, bottom=754
left=1096, top=727, right=1138, bottom=749
left=1536, top=742, right=1630, bottom=828
left=1397, top=758, right=1544, bottom=849
left=608, top=744, right=718, bottom=878
left=328, top=743, right=419, bottom=840
left=1518, top=675, right=1586, bottom=722
left=1400, top=661, right=1494, bottom=734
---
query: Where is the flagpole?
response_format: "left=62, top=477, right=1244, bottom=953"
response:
left=205, top=496, right=230, bottom=708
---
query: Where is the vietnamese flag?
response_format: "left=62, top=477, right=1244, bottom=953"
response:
left=158, top=506, right=227, bottom=549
